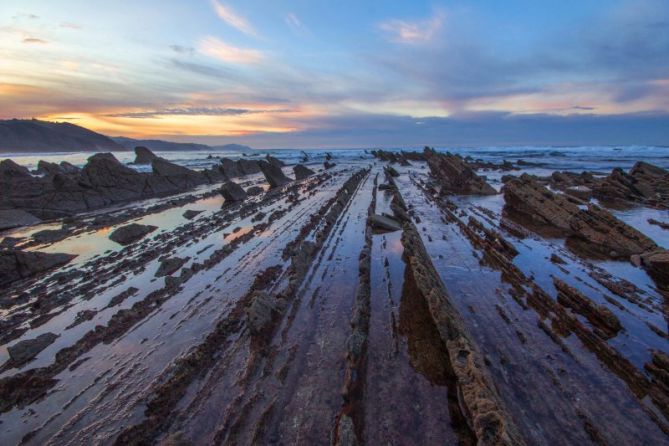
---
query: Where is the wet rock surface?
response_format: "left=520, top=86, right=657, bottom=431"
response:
left=0, top=155, right=668, bottom=445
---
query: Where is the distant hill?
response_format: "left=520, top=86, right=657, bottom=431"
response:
left=112, top=136, right=212, bottom=152
left=0, top=119, right=125, bottom=152
left=211, top=143, right=254, bottom=153
left=113, top=138, right=254, bottom=153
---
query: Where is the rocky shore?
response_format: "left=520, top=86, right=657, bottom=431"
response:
left=0, top=149, right=668, bottom=445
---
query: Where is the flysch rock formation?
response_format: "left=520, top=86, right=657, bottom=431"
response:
left=293, top=164, right=315, bottom=180
left=1, top=152, right=668, bottom=446
left=424, top=147, right=497, bottom=195
left=0, top=149, right=226, bottom=225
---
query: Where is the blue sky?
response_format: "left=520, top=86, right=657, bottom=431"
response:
left=1, top=0, right=668, bottom=147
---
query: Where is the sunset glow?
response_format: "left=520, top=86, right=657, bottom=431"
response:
left=1, top=0, right=668, bottom=147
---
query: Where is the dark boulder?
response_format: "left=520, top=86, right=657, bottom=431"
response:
left=155, top=256, right=188, bottom=277
left=259, top=161, right=291, bottom=188
left=424, top=148, right=496, bottom=195
left=266, top=154, right=285, bottom=168
left=183, top=209, right=203, bottom=220
left=109, top=223, right=157, bottom=245
left=36, top=160, right=65, bottom=177
left=7, top=332, right=59, bottom=365
left=0, top=249, right=76, bottom=285
left=293, top=164, right=315, bottom=180
left=134, top=146, right=159, bottom=164
left=220, top=181, right=248, bottom=202
left=246, top=186, right=264, bottom=196
left=0, top=159, right=31, bottom=179
left=59, top=161, right=80, bottom=174
left=0, top=209, right=41, bottom=230
left=369, top=213, right=402, bottom=232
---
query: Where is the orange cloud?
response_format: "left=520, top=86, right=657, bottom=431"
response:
left=211, top=0, right=257, bottom=37
left=379, top=11, right=445, bottom=44
left=199, top=36, right=263, bottom=64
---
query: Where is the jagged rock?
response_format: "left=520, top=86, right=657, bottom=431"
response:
left=641, top=249, right=669, bottom=290
left=554, top=278, right=622, bottom=337
left=246, top=291, right=277, bottom=335
left=259, top=160, right=291, bottom=188
left=32, top=228, right=68, bottom=244
left=155, top=257, right=188, bottom=277
left=0, top=152, right=222, bottom=224
left=246, top=186, right=264, bottom=196
left=220, top=181, right=247, bottom=202
left=0, top=209, right=41, bottom=230
left=569, top=205, right=657, bottom=258
left=324, top=161, right=336, bottom=169
left=36, top=160, right=65, bottom=177
left=424, top=148, right=496, bottom=195
left=151, top=158, right=205, bottom=189
left=0, top=249, right=76, bottom=285
left=182, top=210, right=203, bottom=220
left=550, top=253, right=566, bottom=264
left=219, top=158, right=241, bottom=178
left=219, top=158, right=262, bottom=178
left=565, top=186, right=592, bottom=201
left=0, top=236, right=22, bottom=248
left=592, top=161, right=669, bottom=208
left=325, top=152, right=333, bottom=161
left=0, top=159, right=31, bottom=179
left=109, top=223, right=157, bottom=245
left=134, top=146, right=159, bottom=164
left=503, top=174, right=579, bottom=234
left=265, top=154, right=285, bottom=168
left=79, top=153, right=147, bottom=202
left=59, top=161, right=80, bottom=174
left=504, top=174, right=657, bottom=259
left=385, top=166, right=400, bottom=177
left=293, top=164, right=315, bottom=180
left=648, top=218, right=669, bottom=230
left=7, top=332, right=58, bottom=365
left=238, top=159, right=261, bottom=175
left=369, top=213, right=402, bottom=232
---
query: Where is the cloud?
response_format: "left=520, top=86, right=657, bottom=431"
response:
left=169, top=59, right=239, bottom=80
left=170, top=45, right=195, bottom=56
left=218, top=111, right=669, bottom=148
left=379, top=11, right=444, bottom=44
left=285, top=13, right=309, bottom=36
left=211, top=0, right=257, bottom=37
left=199, top=36, right=263, bottom=63
left=105, top=106, right=290, bottom=119
left=60, top=22, right=81, bottom=30
left=22, top=37, right=48, bottom=44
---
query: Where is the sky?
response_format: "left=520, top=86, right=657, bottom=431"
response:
left=1, top=0, right=668, bottom=148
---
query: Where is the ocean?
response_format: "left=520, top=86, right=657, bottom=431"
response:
left=4, top=145, right=669, bottom=175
